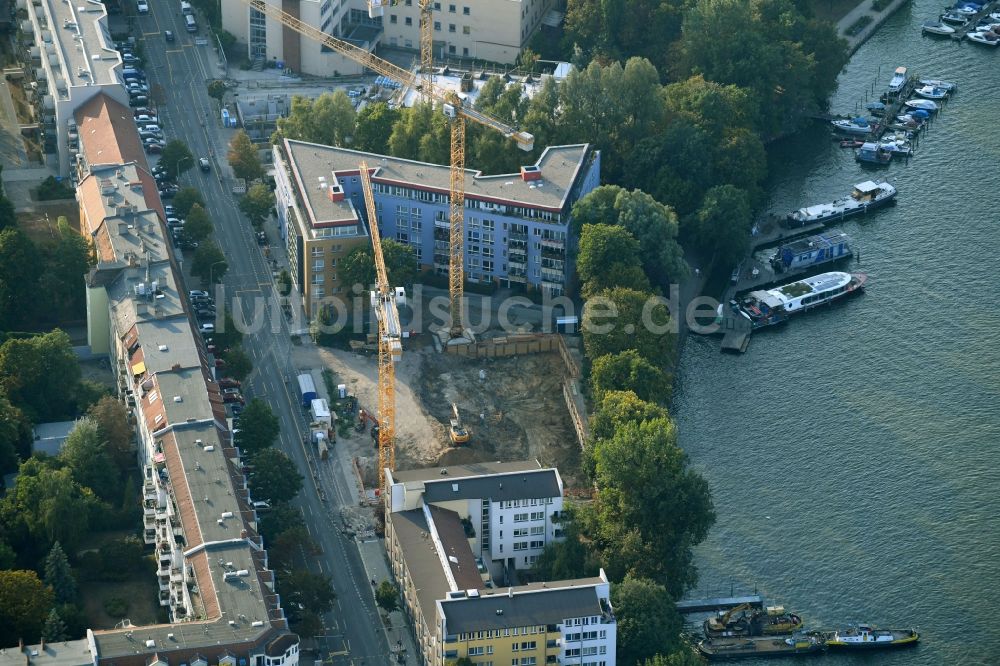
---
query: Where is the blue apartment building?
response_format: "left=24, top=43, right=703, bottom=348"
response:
left=273, top=139, right=600, bottom=308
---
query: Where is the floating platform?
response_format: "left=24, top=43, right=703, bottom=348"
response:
left=676, top=594, right=764, bottom=614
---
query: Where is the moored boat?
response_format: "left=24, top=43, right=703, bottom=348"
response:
left=940, top=11, right=968, bottom=24
left=922, top=20, right=955, bottom=34
left=904, top=98, right=938, bottom=112
left=914, top=85, right=949, bottom=100
left=966, top=30, right=1000, bottom=45
left=886, top=66, right=908, bottom=93
left=698, top=635, right=825, bottom=660
left=918, top=78, right=957, bottom=91
left=770, top=230, right=852, bottom=274
left=825, top=625, right=919, bottom=650
left=855, top=142, right=893, bottom=165
left=830, top=117, right=873, bottom=135
left=786, top=180, right=896, bottom=226
left=732, top=272, right=867, bottom=329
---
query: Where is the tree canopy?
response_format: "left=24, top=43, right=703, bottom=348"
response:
left=183, top=203, right=214, bottom=242
left=239, top=182, right=275, bottom=228
left=588, top=390, right=669, bottom=442
left=43, top=541, right=77, bottom=604
left=228, top=130, right=265, bottom=182
left=172, top=187, right=205, bottom=218
left=0, top=228, right=43, bottom=330
left=248, top=448, right=303, bottom=504
left=87, top=396, right=134, bottom=475
left=60, top=418, right=119, bottom=502
left=375, top=580, right=398, bottom=613
left=160, top=140, right=194, bottom=178
left=590, top=350, right=672, bottom=404
left=339, top=239, right=419, bottom=291
left=576, top=225, right=649, bottom=298
left=612, top=576, right=685, bottom=666
left=275, top=92, right=356, bottom=146
left=0, top=569, right=54, bottom=645
left=353, top=102, right=400, bottom=155
left=0, top=330, right=82, bottom=421
left=192, top=241, right=228, bottom=285
left=235, top=398, right=280, bottom=457
left=0, top=389, right=31, bottom=476
left=582, top=287, right=675, bottom=369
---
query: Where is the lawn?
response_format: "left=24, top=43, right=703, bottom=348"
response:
left=79, top=578, right=161, bottom=629
left=16, top=202, right=81, bottom=247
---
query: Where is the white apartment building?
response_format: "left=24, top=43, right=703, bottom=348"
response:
left=221, top=0, right=554, bottom=77
left=16, top=0, right=129, bottom=175
left=387, top=461, right=565, bottom=579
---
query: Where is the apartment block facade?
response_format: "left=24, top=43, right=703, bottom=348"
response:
left=384, top=462, right=616, bottom=666
left=273, top=139, right=600, bottom=316
left=0, top=92, right=300, bottom=666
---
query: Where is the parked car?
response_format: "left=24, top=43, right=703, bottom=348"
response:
left=146, top=143, right=163, bottom=154
left=252, top=501, right=271, bottom=511
left=130, top=96, right=150, bottom=108
left=134, top=107, right=155, bottom=118
left=256, top=231, right=267, bottom=245
left=163, top=204, right=176, bottom=215
left=136, top=0, right=148, bottom=13
left=218, top=377, right=241, bottom=389
left=196, top=310, right=215, bottom=320
left=230, top=403, right=244, bottom=416
left=164, top=30, right=174, bottom=42
left=190, top=290, right=210, bottom=299
left=199, top=157, right=211, bottom=172
left=200, top=323, right=215, bottom=333
left=223, top=393, right=245, bottom=405
left=135, top=114, right=158, bottom=124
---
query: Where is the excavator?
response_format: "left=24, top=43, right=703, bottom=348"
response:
left=448, top=403, right=470, bottom=445
left=704, top=603, right=803, bottom=638
left=704, top=604, right=753, bottom=637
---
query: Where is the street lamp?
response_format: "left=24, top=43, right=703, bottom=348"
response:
left=176, top=155, right=193, bottom=180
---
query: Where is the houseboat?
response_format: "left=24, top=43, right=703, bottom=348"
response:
left=786, top=180, right=896, bottom=227
left=770, top=230, right=852, bottom=273
left=886, top=66, right=908, bottom=94
left=825, top=625, right=919, bottom=650
left=855, top=142, right=893, bottom=165
left=732, top=272, right=867, bottom=329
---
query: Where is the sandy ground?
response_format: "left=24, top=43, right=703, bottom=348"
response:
left=290, top=334, right=583, bottom=490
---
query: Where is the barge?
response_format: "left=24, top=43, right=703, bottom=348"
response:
left=698, top=635, right=825, bottom=660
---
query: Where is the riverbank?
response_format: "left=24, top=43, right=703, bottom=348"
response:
left=837, top=0, right=913, bottom=53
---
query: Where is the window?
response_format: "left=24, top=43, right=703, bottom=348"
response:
left=312, top=273, right=324, bottom=284
left=313, top=259, right=325, bottom=271
left=514, top=513, right=528, bottom=522
left=449, top=23, right=456, bottom=32
left=463, top=5, right=469, bottom=13
left=530, top=511, right=544, bottom=520
left=390, top=14, right=397, bottom=22
left=530, top=540, right=543, bottom=548
left=313, top=286, right=325, bottom=298
left=434, top=20, right=441, bottom=30
left=433, top=1, right=440, bottom=7
left=405, top=16, right=412, bottom=24
left=520, top=659, right=536, bottom=666
left=448, top=3, right=455, bottom=10
left=520, top=642, right=536, bottom=651
left=483, top=260, right=493, bottom=273
left=513, top=528, right=528, bottom=537
left=311, top=246, right=325, bottom=257
left=463, top=25, right=470, bottom=34
left=469, top=647, right=484, bottom=657
left=448, top=44, right=456, bottom=54
left=513, top=541, right=528, bottom=551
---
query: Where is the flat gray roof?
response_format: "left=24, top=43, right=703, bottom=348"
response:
left=422, top=469, right=561, bottom=503
left=0, top=639, right=93, bottom=666
left=427, top=505, right=485, bottom=593
left=135, top=319, right=202, bottom=375
left=283, top=140, right=591, bottom=214
left=390, top=509, right=453, bottom=620
left=439, top=584, right=604, bottom=634
left=36, top=0, right=122, bottom=91
left=392, top=460, right=543, bottom=483
left=156, top=369, right=216, bottom=425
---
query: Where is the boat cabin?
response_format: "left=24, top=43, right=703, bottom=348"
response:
left=852, top=180, right=886, bottom=201
left=773, top=230, right=852, bottom=272
left=887, top=66, right=908, bottom=93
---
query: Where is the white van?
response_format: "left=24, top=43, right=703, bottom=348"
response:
left=184, top=14, right=197, bottom=32
left=180, top=0, right=192, bottom=13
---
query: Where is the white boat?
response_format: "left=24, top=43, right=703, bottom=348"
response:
left=787, top=181, right=897, bottom=226
left=904, top=99, right=938, bottom=111
left=922, top=21, right=955, bottom=34
left=886, top=66, right=908, bottom=93
left=918, top=78, right=957, bottom=91
left=826, top=625, right=919, bottom=650
left=733, top=272, right=867, bottom=328
left=967, top=30, right=1000, bottom=45
left=914, top=85, right=949, bottom=100
left=941, top=11, right=969, bottom=24
left=830, top=118, right=873, bottom=135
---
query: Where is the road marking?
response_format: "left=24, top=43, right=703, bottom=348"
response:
left=143, top=31, right=161, bottom=36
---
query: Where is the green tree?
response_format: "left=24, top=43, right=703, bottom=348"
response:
left=183, top=203, right=214, bottom=242
left=0, top=228, right=42, bottom=329
left=235, top=398, right=280, bottom=457
left=353, top=102, right=400, bottom=154
left=589, top=390, right=668, bottom=442
left=39, top=217, right=94, bottom=319
left=375, top=580, right=398, bottom=613
left=277, top=569, right=335, bottom=622
left=248, top=448, right=303, bottom=504
left=191, top=240, right=228, bottom=285
left=60, top=418, right=119, bottom=502
left=588, top=418, right=714, bottom=595
left=87, top=395, right=134, bottom=474
left=43, top=541, right=77, bottom=604
left=644, top=651, right=707, bottom=666
left=160, top=140, right=195, bottom=178
left=582, top=287, right=675, bottom=368
left=268, top=525, right=320, bottom=572
left=590, top=350, right=672, bottom=404
left=207, top=80, right=228, bottom=102
left=172, top=187, right=205, bottom=218
left=222, top=345, right=252, bottom=382
left=692, top=184, right=753, bottom=268
left=0, top=541, right=16, bottom=569
left=387, top=103, right=450, bottom=164
left=2, top=458, right=98, bottom=553
left=275, top=92, right=357, bottom=146
left=41, top=607, right=68, bottom=642
left=228, top=130, right=264, bottom=182
left=0, top=389, right=31, bottom=475
left=533, top=506, right=600, bottom=581
left=239, top=182, right=275, bottom=228
left=259, top=502, right=305, bottom=544
left=0, top=330, right=81, bottom=421
left=0, top=570, right=54, bottom=645
left=576, top=225, right=649, bottom=298
left=613, top=575, right=684, bottom=665
left=0, top=165, right=16, bottom=232
left=339, top=239, right=419, bottom=290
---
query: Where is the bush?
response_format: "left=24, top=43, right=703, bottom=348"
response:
left=35, top=176, right=75, bottom=201
left=102, top=597, right=128, bottom=618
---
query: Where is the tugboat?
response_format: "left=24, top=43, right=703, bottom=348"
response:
left=705, top=605, right=804, bottom=638
left=825, top=625, right=920, bottom=650
left=732, top=272, right=867, bottom=329
left=698, top=635, right=825, bottom=660
left=786, top=180, right=896, bottom=227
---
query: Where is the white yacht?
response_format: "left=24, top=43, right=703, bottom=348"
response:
left=733, top=272, right=867, bottom=328
left=787, top=181, right=897, bottom=226
left=922, top=20, right=955, bottom=35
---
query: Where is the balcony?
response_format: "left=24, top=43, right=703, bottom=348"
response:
left=509, top=253, right=527, bottom=266
left=541, top=269, right=564, bottom=284
left=541, top=237, right=565, bottom=250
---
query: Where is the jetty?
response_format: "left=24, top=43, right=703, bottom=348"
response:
left=951, top=0, right=1000, bottom=40
left=676, top=594, right=764, bottom=614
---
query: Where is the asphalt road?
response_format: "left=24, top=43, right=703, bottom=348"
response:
left=135, top=8, right=388, bottom=663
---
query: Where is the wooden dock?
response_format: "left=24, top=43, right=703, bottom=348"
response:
left=951, top=0, right=1000, bottom=40
left=676, top=594, right=764, bottom=614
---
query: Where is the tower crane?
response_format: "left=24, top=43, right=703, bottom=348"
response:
left=244, top=0, right=535, bottom=336
left=359, top=160, right=403, bottom=490
left=366, top=0, right=433, bottom=101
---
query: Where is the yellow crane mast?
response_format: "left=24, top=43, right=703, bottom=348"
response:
left=245, top=0, right=534, bottom=336
left=359, top=161, right=402, bottom=490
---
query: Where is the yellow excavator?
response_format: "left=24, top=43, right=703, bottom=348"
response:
left=449, top=403, right=470, bottom=445
left=705, top=603, right=803, bottom=638
left=704, top=603, right=753, bottom=637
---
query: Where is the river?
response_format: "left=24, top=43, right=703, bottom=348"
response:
left=672, top=1, right=1000, bottom=663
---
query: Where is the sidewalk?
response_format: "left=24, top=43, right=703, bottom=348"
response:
left=836, top=0, right=912, bottom=54
left=356, top=539, right=421, bottom=666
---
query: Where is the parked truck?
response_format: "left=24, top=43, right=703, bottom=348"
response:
left=309, top=398, right=333, bottom=459
left=312, top=430, right=330, bottom=460
left=297, top=373, right=317, bottom=408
